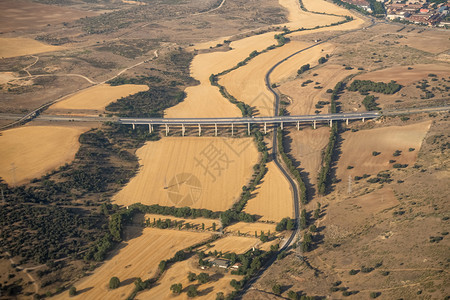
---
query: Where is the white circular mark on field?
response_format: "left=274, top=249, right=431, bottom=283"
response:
left=166, top=173, right=202, bottom=206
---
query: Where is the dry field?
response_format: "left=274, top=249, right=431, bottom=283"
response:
left=136, top=257, right=242, bottom=300
left=199, top=236, right=259, bottom=254
left=285, top=127, right=330, bottom=188
left=220, top=41, right=335, bottom=116
left=279, top=64, right=356, bottom=115
left=53, top=228, right=211, bottom=300
left=113, top=137, right=260, bottom=212
left=0, top=125, right=89, bottom=186
left=279, top=0, right=343, bottom=29
left=354, top=64, right=450, bottom=85
left=165, top=32, right=279, bottom=118
left=225, top=222, right=278, bottom=236
left=337, top=121, right=432, bottom=180
left=144, top=214, right=218, bottom=231
left=49, top=84, right=148, bottom=113
left=0, top=0, right=97, bottom=33
left=396, top=29, right=450, bottom=54
left=0, top=38, right=63, bottom=59
left=244, top=161, right=293, bottom=222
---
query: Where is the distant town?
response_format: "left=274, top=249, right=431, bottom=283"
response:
left=343, top=0, right=450, bottom=27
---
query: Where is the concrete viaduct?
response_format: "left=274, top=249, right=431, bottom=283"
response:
left=119, top=111, right=380, bottom=136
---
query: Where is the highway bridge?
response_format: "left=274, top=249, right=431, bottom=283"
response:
left=119, top=111, right=380, bottom=135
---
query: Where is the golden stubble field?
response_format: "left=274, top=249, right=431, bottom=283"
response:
left=0, top=125, right=89, bottom=185
left=165, top=33, right=279, bottom=118
left=53, top=228, right=211, bottom=300
left=113, top=137, right=260, bottom=212
left=0, top=38, right=63, bottom=59
left=49, top=84, right=149, bottom=113
left=244, top=161, right=293, bottom=222
left=144, top=214, right=218, bottom=231
left=136, top=257, right=242, bottom=300
left=337, top=121, right=432, bottom=180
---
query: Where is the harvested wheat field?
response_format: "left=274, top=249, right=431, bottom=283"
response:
left=0, top=38, right=63, bottom=59
left=137, top=257, right=242, bottom=300
left=287, top=127, right=330, bottom=187
left=354, top=64, right=450, bottom=85
left=54, top=228, right=211, bottom=300
left=0, top=125, right=88, bottom=185
left=220, top=41, right=335, bottom=116
left=165, top=33, right=279, bottom=119
left=200, top=236, right=259, bottom=254
left=49, top=84, right=148, bottom=112
left=279, top=0, right=343, bottom=29
left=144, top=214, right=218, bottom=231
left=398, top=31, right=450, bottom=54
left=244, top=162, right=293, bottom=222
left=280, top=64, right=355, bottom=115
left=225, top=222, right=278, bottom=236
left=113, top=137, right=259, bottom=211
left=337, top=121, right=432, bottom=180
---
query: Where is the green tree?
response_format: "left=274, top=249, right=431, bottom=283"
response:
left=197, top=272, right=210, bottom=284
left=109, top=277, right=120, bottom=289
left=69, top=286, right=77, bottom=297
left=288, top=290, right=299, bottom=300
left=216, top=292, right=225, bottom=300
left=170, top=283, right=183, bottom=294
left=134, top=277, right=147, bottom=291
left=272, top=283, right=282, bottom=295
left=187, top=285, right=198, bottom=297
left=188, top=272, right=197, bottom=282
left=212, top=222, right=216, bottom=231
left=159, top=260, right=166, bottom=272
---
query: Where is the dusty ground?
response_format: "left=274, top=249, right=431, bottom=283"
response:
left=244, top=161, right=293, bottom=222
left=0, top=0, right=98, bottom=33
left=199, top=236, right=260, bottom=254
left=0, top=125, right=89, bottom=185
left=48, top=83, right=148, bottom=113
left=53, top=228, right=211, bottom=300
left=279, top=64, right=357, bottom=115
left=113, top=137, right=260, bottom=211
left=337, top=120, right=432, bottom=180
left=136, top=257, right=242, bottom=300
left=285, top=127, right=330, bottom=193
left=354, top=64, right=449, bottom=85
left=0, top=38, right=64, bottom=59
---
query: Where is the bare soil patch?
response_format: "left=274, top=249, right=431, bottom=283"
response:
left=53, top=228, right=211, bottom=300
left=0, top=125, right=89, bottom=186
left=244, top=161, right=293, bottom=222
left=354, top=64, right=450, bottom=85
left=337, top=121, right=432, bottom=180
left=113, top=137, right=259, bottom=212
left=0, top=0, right=97, bottom=33
left=225, top=222, right=278, bottom=237
left=144, top=214, right=218, bottom=231
left=279, top=64, right=356, bottom=115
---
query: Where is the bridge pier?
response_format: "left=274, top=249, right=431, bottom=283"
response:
left=281, top=122, right=284, bottom=130
left=132, top=123, right=135, bottom=130
left=362, top=118, right=365, bottom=123
left=329, top=119, right=333, bottom=127
left=165, top=124, right=169, bottom=136
left=231, top=123, right=234, bottom=136
left=313, top=120, right=316, bottom=129
left=346, top=119, right=349, bottom=126
left=247, top=123, right=250, bottom=135
left=198, top=124, right=201, bottom=136
left=148, top=124, right=153, bottom=133
left=297, top=121, right=300, bottom=130
left=264, top=122, right=267, bottom=134
left=215, top=123, right=217, bottom=136
left=182, top=124, right=185, bottom=136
